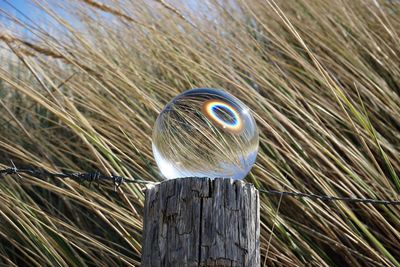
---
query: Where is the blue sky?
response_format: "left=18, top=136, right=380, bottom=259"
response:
left=0, top=0, right=75, bottom=35
left=0, top=0, right=51, bottom=37
left=0, top=0, right=212, bottom=30
left=0, top=0, right=37, bottom=18
left=0, top=0, right=204, bottom=20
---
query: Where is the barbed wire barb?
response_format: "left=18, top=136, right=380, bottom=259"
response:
left=0, top=166, right=399, bottom=205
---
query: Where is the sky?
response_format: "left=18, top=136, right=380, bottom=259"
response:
left=0, top=0, right=38, bottom=19
left=0, top=0, right=215, bottom=33
left=0, top=0, right=206, bottom=21
left=0, top=0, right=78, bottom=38
left=0, top=0, right=51, bottom=39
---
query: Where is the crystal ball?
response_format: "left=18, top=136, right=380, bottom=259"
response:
left=152, top=88, right=259, bottom=180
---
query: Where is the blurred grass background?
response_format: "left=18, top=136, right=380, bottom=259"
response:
left=0, top=0, right=399, bottom=266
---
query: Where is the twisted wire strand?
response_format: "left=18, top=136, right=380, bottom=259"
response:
left=1, top=167, right=399, bottom=206
left=259, top=189, right=400, bottom=206
left=0, top=166, right=152, bottom=189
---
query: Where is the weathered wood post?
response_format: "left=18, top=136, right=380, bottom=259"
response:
left=141, top=177, right=260, bottom=266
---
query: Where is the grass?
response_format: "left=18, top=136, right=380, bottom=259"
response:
left=0, top=0, right=399, bottom=266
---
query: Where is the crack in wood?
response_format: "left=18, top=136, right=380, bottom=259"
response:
left=198, top=197, right=203, bottom=266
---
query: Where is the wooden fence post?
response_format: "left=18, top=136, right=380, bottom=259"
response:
left=141, top=177, right=260, bottom=266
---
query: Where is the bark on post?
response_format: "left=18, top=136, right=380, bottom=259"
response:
left=141, top=177, right=260, bottom=267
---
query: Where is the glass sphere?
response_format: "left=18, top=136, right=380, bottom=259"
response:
left=152, top=88, right=259, bottom=180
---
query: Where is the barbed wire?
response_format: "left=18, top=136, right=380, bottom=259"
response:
left=0, top=166, right=399, bottom=206
left=0, top=166, right=152, bottom=191
left=259, top=189, right=399, bottom=206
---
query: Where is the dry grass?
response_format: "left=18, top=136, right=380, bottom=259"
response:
left=0, top=0, right=399, bottom=266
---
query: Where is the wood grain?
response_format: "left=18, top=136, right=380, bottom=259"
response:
left=141, top=178, right=260, bottom=267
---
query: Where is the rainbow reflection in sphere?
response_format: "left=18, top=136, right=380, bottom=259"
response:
left=152, top=88, right=259, bottom=180
left=202, top=100, right=243, bottom=133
